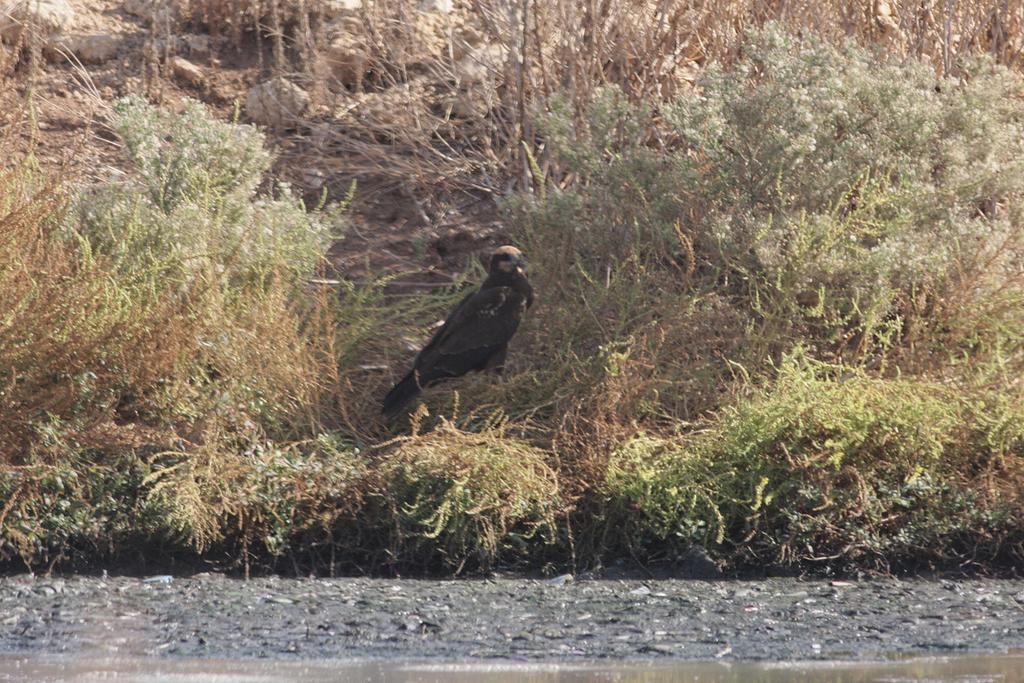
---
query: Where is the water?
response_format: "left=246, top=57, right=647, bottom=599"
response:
left=1, top=655, right=1022, bottom=683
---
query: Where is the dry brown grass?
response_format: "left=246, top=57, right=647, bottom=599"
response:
left=167, top=0, right=1024, bottom=203
left=0, top=153, right=186, bottom=464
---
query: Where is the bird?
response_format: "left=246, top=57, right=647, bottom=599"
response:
left=382, top=245, right=533, bottom=416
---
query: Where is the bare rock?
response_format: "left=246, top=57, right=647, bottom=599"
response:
left=122, top=0, right=151, bottom=18
left=170, top=56, right=205, bottom=87
left=123, top=0, right=177, bottom=27
left=245, top=77, right=310, bottom=126
left=321, top=0, right=362, bottom=19
left=678, top=59, right=700, bottom=84
left=875, top=0, right=900, bottom=34
left=0, top=0, right=76, bottom=44
left=408, top=10, right=449, bottom=69
left=47, top=32, right=119, bottom=64
left=456, top=43, right=504, bottom=84
left=181, top=33, right=210, bottom=56
left=675, top=546, right=723, bottom=579
left=419, top=0, right=453, bottom=11
left=451, top=22, right=485, bottom=60
left=324, top=17, right=369, bottom=86
left=449, top=44, right=503, bottom=118
left=324, top=5, right=451, bottom=87
left=336, top=78, right=432, bottom=131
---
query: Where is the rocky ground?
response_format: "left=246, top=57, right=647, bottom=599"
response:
left=2, top=575, right=1024, bottom=661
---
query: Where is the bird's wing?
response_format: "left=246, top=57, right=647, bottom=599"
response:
left=429, top=286, right=526, bottom=356
left=417, top=289, right=477, bottom=357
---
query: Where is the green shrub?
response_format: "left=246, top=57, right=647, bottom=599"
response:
left=0, top=452, right=152, bottom=568
left=142, top=433, right=368, bottom=562
left=372, top=417, right=562, bottom=572
left=606, top=354, right=1023, bottom=570
left=78, top=96, right=329, bottom=286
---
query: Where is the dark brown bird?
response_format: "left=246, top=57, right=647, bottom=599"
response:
left=382, top=245, right=533, bottom=416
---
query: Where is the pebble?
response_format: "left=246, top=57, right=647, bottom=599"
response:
left=142, top=575, right=174, bottom=585
left=545, top=574, right=573, bottom=586
left=245, top=77, right=309, bottom=127
left=169, top=56, right=205, bottom=87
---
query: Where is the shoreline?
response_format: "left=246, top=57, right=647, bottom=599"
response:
left=3, top=575, right=1024, bottom=662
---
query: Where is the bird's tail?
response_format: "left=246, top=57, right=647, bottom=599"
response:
left=382, top=371, right=420, bottom=416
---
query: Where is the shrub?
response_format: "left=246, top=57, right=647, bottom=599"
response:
left=142, top=433, right=368, bottom=568
left=371, top=416, right=562, bottom=573
left=606, top=354, right=1024, bottom=570
left=509, top=27, right=1024, bottom=429
left=80, top=96, right=328, bottom=287
left=0, top=159, right=183, bottom=467
left=0, top=452, right=152, bottom=569
left=0, top=96, right=350, bottom=568
left=80, top=97, right=338, bottom=437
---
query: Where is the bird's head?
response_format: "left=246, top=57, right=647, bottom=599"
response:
left=489, top=245, right=528, bottom=278
left=489, top=245, right=527, bottom=277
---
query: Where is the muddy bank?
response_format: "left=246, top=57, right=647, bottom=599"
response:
left=2, top=575, right=1024, bottom=661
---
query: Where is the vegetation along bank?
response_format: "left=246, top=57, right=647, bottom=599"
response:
left=2, top=5, right=1024, bottom=576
